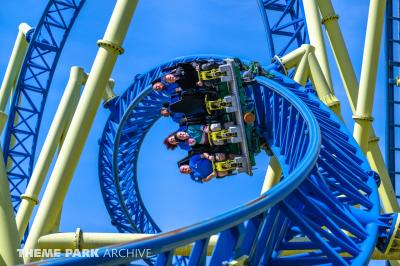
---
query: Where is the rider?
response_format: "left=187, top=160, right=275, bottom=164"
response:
left=163, top=131, right=192, bottom=151
left=163, top=123, right=221, bottom=150
left=163, top=62, right=202, bottom=90
left=186, top=123, right=221, bottom=145
left=160, top=107, right=187, bottom=125
left=152, top=78, right=180, bottom=95
left=179, top=152, right=230, bottom=183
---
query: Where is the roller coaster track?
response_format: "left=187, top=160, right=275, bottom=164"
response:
left=3, top=1, right=393, bottom=265
left=99, top=0, right=310, bottom=233
left=99, top=55, right=232, bottom=234
left=256, top=0, right=308, bottom=58
left=3, top=0, right=308, bottom=234
left=2, top=0, right=85, bottom=212
left=51, top=60, right=383, bottom=265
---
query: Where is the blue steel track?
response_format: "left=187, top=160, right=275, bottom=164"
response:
left=4, top=0, right=389, bottom=265
left=256, top=0, right=308, bottom=58
left=2, top=0, right=85, bottom=212
left=47, top=59, right=381, bottom=265
left=100, top=0, right=310, bottom=235
left=99, top=55, right=232, bottom=234
left=3, top=0, right=308, bottom=233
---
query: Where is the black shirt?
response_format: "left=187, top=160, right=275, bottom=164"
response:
left=172, top=63, right=199, bottom=90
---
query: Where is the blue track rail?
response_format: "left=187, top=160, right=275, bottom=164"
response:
left=99, top=55, right=229, bottom=234
left=4, top=0, right=310, bottom=240
left=99, top=0, right=310, bottom=238
left=6, top=1, right=388, bottom=264
left=2, top=0, right=85, bottom=212
left=50, top=60, right=381, bottom=265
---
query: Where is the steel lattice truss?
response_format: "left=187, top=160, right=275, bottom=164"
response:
left=4, top=1, right=391, bottom=264
left=98, top=0, right=310, bottom=233
left=4, top=0, right=310, bottom=237
left=257, top=0, right=308, bottom=59
left=386, top=0, right=400, bottom=199
left=99, top=55, right=229, bottom=234
left=57, top=63, right=383, bottom=266
left=2, top=0, right=85, bottom=212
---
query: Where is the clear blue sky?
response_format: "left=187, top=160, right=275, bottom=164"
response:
left=0, top=1, right=387, bottom=264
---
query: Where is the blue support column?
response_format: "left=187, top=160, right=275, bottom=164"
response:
left=386, top=0, right=400, bottom=201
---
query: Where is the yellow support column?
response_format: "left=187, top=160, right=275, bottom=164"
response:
left=15, top=67, right=85, bottom=241
left=23, top=0, right=138, bottom=262
left=280, top=45, right=342, bottom=118
left=367, top=138, right=399, bottom=211
left=303, top=0, right=333, bottom=91
left=278, top=44, right=308, bottom=70
left=42, top=79, right=114, bottom=238
left=317, top=0, right=359, bottom=109
left=37, top=230, right=218, bottom=257
left=318, top=0, right=398, bottom=213
left=353, top=0, right=386, bottom=153
left=0, top=115, right=21, bottom=265
left=293, top=50, right=310, bottom=86
left=0, top=23, right=33, bottom=171
left=0, top=143, right=22, bottom=265
left=103, top=79, right=117, bottom=105
left=0, top=22, right=33, bottom=266
left=307, top=51, right=342, bottom=118
left=344, top=0, right=399, bottom=216
left=0, top=23, right=32, bottom=111
left=261, top=156, right=282, bottom=193
left=38, top=230, right=153, bottom=250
